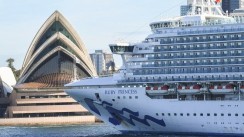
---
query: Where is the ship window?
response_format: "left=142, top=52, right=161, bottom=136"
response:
left=117, top=96, right=120, bottom=99
left=187, top=113, right=190, bottom=116
left=135, top=96, right=138, bottom=99
left=168, top=113, right=171, bottom=116
left=228, top=113, right=231, bottom=116
left=193, top=113, right=196, bottom=116
left=214, top=113, right=217, bottom=116
left=200, top=113, right=203, bottom=116
left=180, top=113, right=183, bottom=116
left=129, top=96, right=132, bottom=99
left=235, top=114, right=238, bottom=116
left=156, top=113, right=159, bottom=116
left=162, top=113, right=165, bottom=116
left=123, top=96, right=126, bottom=99
left=174, top=113, right=177, bottom=116
left=207, top=113, right=210, bottom=116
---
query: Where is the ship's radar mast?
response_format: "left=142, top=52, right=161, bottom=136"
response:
left=149, top=0, right=236, bottom=31
left=187, top=0, right=224, bottom=16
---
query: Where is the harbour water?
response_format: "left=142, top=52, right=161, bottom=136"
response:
left=0, top=123, right=200, bottom=137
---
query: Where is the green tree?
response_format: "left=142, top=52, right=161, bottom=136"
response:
left=6, top=58, right=16, bottom=72
left=6, top=58, right=20, bottom=79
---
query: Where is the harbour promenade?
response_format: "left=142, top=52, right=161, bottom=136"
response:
left=0, top=116, right=98, bottom=126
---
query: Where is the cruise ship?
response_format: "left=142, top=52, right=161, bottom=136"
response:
left=65, top=0, right=244, bottom=136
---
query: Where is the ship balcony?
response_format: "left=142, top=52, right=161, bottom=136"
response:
left=154, top=45, right=242, bottom=52
left=119, top=75, right=244, bottom=84
left=147, top=54, right=244, bottom=61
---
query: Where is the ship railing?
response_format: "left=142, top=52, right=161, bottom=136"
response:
left=119, top=77, right=244, bottom=84
left=177, top=27, right=244, bottom=35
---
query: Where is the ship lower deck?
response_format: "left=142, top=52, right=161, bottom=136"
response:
left=65, top=87, right=244, bottom=135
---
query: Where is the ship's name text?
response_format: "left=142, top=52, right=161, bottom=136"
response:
left=105, top=89, right=137, bottom=95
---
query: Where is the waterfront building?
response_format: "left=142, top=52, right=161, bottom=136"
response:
left=180, top=5, right=190, bottom=16
left=222, top=0, right=244, bottom=13
left=90, top=50, right=114, bottom=75
left=7, top=11, right=97, bottom=122
left=180, top=0, right=192, bottom=16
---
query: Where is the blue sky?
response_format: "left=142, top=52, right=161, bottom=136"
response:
left=0, top=0, right=185, bottom=69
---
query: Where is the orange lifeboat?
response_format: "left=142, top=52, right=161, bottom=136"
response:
left=209, top=84, right=235, bottom=93
left=146, top=85, right=169, bottom=95
left=240, top=86, right=244, bottom=93
left=177, top=85, right=201, bottom=94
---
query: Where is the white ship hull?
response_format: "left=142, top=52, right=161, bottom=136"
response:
left=65, top=86, right=244, bottom=136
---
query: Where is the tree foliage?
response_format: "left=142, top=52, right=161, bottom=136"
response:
left=6, top=58, right=20, bottom=79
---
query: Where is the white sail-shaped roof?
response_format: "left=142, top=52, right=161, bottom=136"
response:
left=18, top=11, right=97, bottom=85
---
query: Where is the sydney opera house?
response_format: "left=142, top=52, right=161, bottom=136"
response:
left=5, top=11, right=98, bottom=123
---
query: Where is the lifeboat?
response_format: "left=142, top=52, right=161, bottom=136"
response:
left=209, top=84, right=235, bottom=94
left=177, top=85, right=201, bottom=94
left=240, top=86, right=244, bottom=93
left=146, top=85, right=169, bottom=95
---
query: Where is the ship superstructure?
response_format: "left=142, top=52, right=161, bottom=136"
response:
left=65, top=0, right=244, bottom=135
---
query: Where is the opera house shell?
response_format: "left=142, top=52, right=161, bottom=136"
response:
left=18, top=11, right=97, bottom=87
left=5, top=11, right=98, bottom=123
left=0, top=67, right=16, bottom=97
